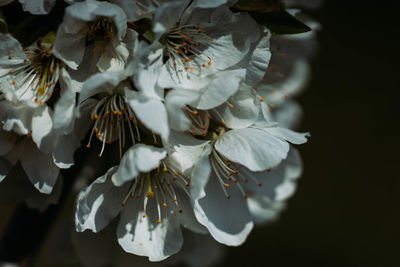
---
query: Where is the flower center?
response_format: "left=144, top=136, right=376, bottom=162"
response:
left=184, top=106, right=209, bottom=136
left=86, top=93, right=142, bottom=159
left=163, top=22, right=213, bottom=73
left=86, top=17, right=117, bottom=54
left=210, top=130, right=264, bottom=200
left=121, top=162, right=190, bottom=224
left=5, top=40, right=59, bottom=105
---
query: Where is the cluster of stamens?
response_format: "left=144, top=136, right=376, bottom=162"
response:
left=121, top=161, right=191, bottom=224
left=210, top=129, right=266, bottom=200
left=86, top=17, right=116, bottom=55
left=164, top=22, right=213, bottom=73
left=183, top=98, right=236, bottom=136
left=184, top=106, right=209, bottom=136
left=86, top=93, right=153, bottom=159
left=4, top=43, right=59, bottom=105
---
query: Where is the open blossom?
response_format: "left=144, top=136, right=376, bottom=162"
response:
left=53, top=0, right=135, bottom=75
left=153, top=1, right=261, bottom=90
left=0, top=32, right=82, bottom=193
left=76, top=144, right=206, bottom=261
left=168, top=119, right=308, bottom=245
left=256, top=10, right=320, bottom=128
left=0, top=33, right=61, bottom=107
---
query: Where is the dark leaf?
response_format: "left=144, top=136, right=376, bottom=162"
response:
left=233, top=0, right=284, bottom=12
left=250, top=11, right=311, bottom=34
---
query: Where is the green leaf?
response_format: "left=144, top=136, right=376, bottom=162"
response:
left=233, top=0, right=284, bottom=12
left=0, top=18, right=8, bottom=34
left=249, top=11, right=311, bottom=34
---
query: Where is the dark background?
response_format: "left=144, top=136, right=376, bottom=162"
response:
left=219, top=1, right=400, bottom=266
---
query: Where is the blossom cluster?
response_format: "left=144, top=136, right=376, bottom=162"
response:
left=0, top=0, right=318, bottom=264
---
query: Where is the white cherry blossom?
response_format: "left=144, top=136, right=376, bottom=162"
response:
left=167, top=118, right=308, bottom=245
left=154, top=1, right=261, bottom=90
left=53, top=0, right=134, bottom=74
left=76, top=144, right=205, bottom=261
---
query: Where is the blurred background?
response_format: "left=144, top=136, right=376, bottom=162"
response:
left=219, top=1, right=400, bottom=266
left=1, top=1, right=400, bottom=267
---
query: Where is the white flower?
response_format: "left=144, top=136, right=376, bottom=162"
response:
left=76, top=144, right=205, bottom=261
left=78, top=63, right=169, bottom=158
left=154, top=1, right=261, bottom=90
left=167, top=118, right=308, bottom=245
left=53, top=0, right=134, bottom=74
left=0, top=32, right=83, bottom=192
left=18, top=0, right=56, bottom=14
left=255, top=10, right=320, bottom=128
left=0, top=33, right=60, bottom=107
left=165, top=82, right=263, bottom=137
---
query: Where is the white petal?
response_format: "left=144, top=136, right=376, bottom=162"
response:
left=193, top=171, right=253, bottom=246
left=189, top=147, right=212, bottom=200
left=52, top=26, right=86, bottom=70
left=270, top=99, right=303, bottom=129
left=215, top=83, right=260, bottom=129
left=153, top=1, right=188, bottom=39
left=215, top=127, right=290, bottom=171
left=75, top=166, right=128, bottom=232
left=193, top=69, right=246, bottom=110
left=133, top=42, right=164, bottom=99
left=112, top=144, right=166, bottom=186
left=117, top=198, right=183, bottom=261
left=165, top=89, right=201, bottom=132
left=202, top=6, right=260, bottom=69
left=53, top=68, right=78, bottom=135
left=236, top=30, right=271, bottom=86
left=20, top=141, right=59, bottom=194
left=18, top=0, right=56, bottom=15
left=246, top=194, right=286, bottom=224
left=79, top=71, right=124, bottom=103
left=125, top=89, right=169, bottom=140
left=167, top=131, right=211, bottom=175
left=264, top=126, right=309, bottom=145
left=0, top=101, right=31, bottom=135
left=31, top=105, right=53, bottom=152
left=52, top=133, right=80, bottom=169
